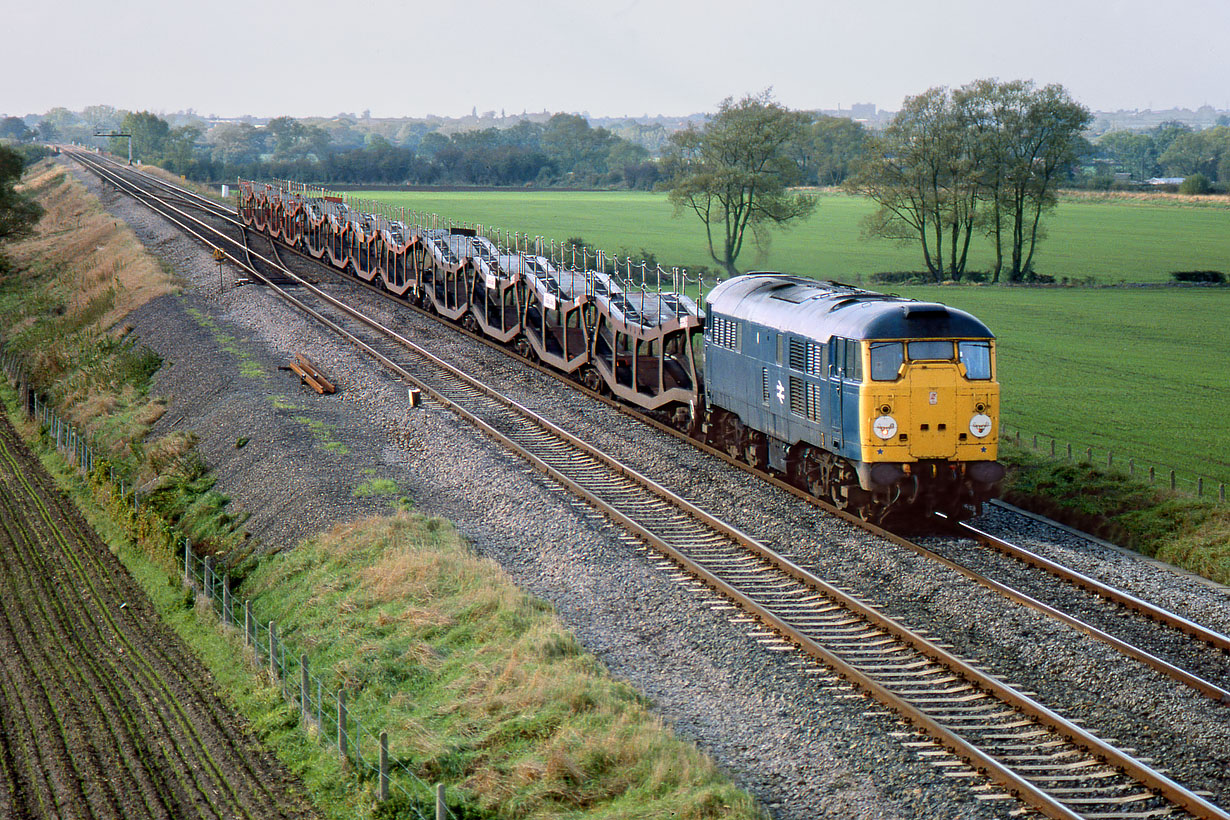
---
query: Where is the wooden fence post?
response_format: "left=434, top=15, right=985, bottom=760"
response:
left=244, top=600, right=252, bottom=648
left=337, top=689, right=348, bottom=760
left=300, top=654, right=310, bottom=722
left=379, top=732, right=389, bottom=801
left=269, top=621, right=278, bottom=678
left=1170, top=470, right=1176, bottom=490
left=203, top=556, right=212, bottom=599
left=436, top=783, right=446, bottom=820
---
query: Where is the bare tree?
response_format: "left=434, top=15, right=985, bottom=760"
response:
left=850, top=80, right=1089, bottom=283
left=660, top=92, right=815, bottom=277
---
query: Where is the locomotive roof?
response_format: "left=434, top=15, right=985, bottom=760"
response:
left=706, top=273, right=994, bottom=341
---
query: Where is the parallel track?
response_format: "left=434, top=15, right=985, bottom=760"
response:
left=68, top=150, right=1229, bottom=820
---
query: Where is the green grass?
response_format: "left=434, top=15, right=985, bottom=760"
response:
left=896, top=286, right=1230, bottom=487
left=240, top=514, right=767, bottom=820
left=357, top=189, right=1230, bottom=285
left=353, top=478, right=399, bottom=497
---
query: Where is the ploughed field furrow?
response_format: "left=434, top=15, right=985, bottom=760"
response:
left=0, top=415, right=315, bottom=820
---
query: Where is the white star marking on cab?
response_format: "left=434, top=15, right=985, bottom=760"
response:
left=776, top=380, right=785, bottom=404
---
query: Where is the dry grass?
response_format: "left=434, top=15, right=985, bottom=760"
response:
left=1060, top=188, right=1230, bottom=207
left=12, top=160, right=178, bottom=332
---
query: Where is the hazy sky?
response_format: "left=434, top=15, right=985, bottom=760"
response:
left=5, top=0, right=1227, bottom=119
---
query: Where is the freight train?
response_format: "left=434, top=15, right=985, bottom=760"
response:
left=239, top=181, right=1003, bottom=522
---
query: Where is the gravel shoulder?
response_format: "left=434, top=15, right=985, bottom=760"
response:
left=67, top=159, right=1230, bottom=818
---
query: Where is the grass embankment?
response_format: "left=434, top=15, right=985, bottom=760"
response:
left=999, top=444, right=1230, bottom=585
left=359, top=188, right=1230, bottom=285
left=242, top=515, right=763, bottom=819
left=3, top=159, right=766, bottom=818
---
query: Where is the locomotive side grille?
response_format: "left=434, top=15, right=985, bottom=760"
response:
left=808, top=342, right=825, bottom=377
left=709, top=315, right=741, bottom=351
left=789, top=338, right=807, bottom=371
left=806, top=381, right=821, bottom=422
left=789, top=377, right=806, bottom=416
left=762, top=368, right=771, bottom=403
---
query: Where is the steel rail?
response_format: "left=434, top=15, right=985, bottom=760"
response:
left=84, top=153, right=1230, bottom=705
left=68, top=149, right=1230, bottom=820
left=954, top=518, right=1230, bottom=652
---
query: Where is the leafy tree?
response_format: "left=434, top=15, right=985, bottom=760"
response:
left=1096, top=130, right=1158, bottom=181
left=0, top=117, right=34, bottom=143
left=162, top=125, right=201, bottom=174
left=792, top=115, right=867, bottom=186
left=36, top=119, right=59, bottom=142
left=118, top=111, right=170, bottom=161
left=1159, top=127, right=1230, bottom=181
left=1149, top=120, right=1193, bottom=158
left=660, top=92, right=816, bottom=277
left=206, top=121, right=262, bottom=166
left=0, top=144, right=43, bottom=259
left=848, top=87, right=977, bottom=281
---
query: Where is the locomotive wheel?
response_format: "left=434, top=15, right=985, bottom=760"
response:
left=824, top=454, right=855, bottom=512
left=719, top=414, right=744, bottom=461
left=744, top=430, right=769, bottom=471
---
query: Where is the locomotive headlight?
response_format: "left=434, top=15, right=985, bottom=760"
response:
left=873, top=415, right=898, bottom=439
left=969, top=413, right=993, bottom=438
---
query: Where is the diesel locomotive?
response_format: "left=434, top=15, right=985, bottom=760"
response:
left=238, top=181, right=1003, bottom=521
left=702, top=274, right=1003, bottom=522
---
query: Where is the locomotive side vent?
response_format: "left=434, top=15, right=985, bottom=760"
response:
left=790, top=377, right=806, bottom=416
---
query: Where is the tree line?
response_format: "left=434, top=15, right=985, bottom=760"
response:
left=1092, top=120, right=1230, bottom=193
left=4, top=105, right=869, bottom=193
left=9, top=86, right=1225, bottom=283
left=659, top=82, right=1092, bottom=283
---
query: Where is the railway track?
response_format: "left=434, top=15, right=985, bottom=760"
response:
left=67, top=150, right=1230, bottom=820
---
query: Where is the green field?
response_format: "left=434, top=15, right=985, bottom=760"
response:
left=358, top=189, right=1230, bottom=284
left=358, top=189, right=1230, bottom=490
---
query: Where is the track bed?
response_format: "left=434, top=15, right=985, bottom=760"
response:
left=0, top=413, right=315, bottom=820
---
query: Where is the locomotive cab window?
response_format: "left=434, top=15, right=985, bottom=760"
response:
left=834, top=338, right=862, bottom=381
left=907, top=340, right=955, bottom=361
left=870, top=342, right=904, bottom=381
left=958, top=341, right=992, bottom=380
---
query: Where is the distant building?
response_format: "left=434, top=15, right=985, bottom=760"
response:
left=850, top=102, right=877, bottom=119
left=1147, top=177, right=1186, bottom=185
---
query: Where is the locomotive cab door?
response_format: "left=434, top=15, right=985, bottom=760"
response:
left=828, top=338, right=846, bottom=451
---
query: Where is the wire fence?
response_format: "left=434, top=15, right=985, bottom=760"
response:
left=1, top=349, right=458, bottom=820
left=999, top=421, right=1226, bottom=504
